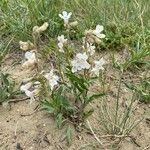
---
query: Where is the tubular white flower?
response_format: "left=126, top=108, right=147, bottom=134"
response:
left=58, top=42, right=64, bottom=52
left=22, top=51, right=37, bottom=68
left=87, top=43, right=95, bottom=56
left=20, top=83, right=38, bottom=103
left=25, top=51, right=36, bottom=61
left=91, top=58, right=105, bottom=76
left=59, top=11, right=72, bottom=24
left=93, top=25, right=105, bottom=39
left=20, top=81, right=41, bottom=103
left=24, top=90, right=35, bottom=103
left=44, top=69, right=59, bottom=90
left=57, top=35, right=67, bottom=53
left=71, top=52, right=91, bottom=73
left=20, top=82, right=33, bottom=92
left=58, top=35, right=67, bottom=44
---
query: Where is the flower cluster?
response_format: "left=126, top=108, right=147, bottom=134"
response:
left=71, top=52, right=105, bottom=76
left=20, top=69, right=59, bottom=102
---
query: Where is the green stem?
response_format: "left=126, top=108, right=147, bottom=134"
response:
left=114, top=71, right=123, bottom=132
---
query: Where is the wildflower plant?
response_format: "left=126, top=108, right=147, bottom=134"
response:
left=41, top=11, right=106, bottom=129
left=19, top=10, right=106, bottom=143
left=42, top=45, right=105, bottom=128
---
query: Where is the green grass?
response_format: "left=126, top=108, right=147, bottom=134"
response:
left=1, top=0, right=150, bottom=48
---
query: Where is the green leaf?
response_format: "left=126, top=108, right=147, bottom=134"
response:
left=0, top=72, right=17, bottom=103
left=56, top=113, right=63, bottom=128
left=65, top=68, right=89, bottom=93
left=85, top=93, right=105, bottom=106
left=124, top=82, right=135, bottom=91
left=66, top=126, right=72, bottom=145
left=41, top=100, right=55, bottom=113
left=83, top=109, right=94, bottom=120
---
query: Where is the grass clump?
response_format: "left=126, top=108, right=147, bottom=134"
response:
left=125, top=76, right=150, bottom=104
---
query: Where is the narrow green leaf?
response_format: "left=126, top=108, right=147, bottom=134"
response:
left=66, top=126, right=72, bottom=145
left=85, top=93, right=105, bottom=106
left=56, top=113, right=63, bottom=128
left=83, top=109, right=94, bottom=119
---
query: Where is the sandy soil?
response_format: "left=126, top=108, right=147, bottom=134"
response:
left=0, top=52, right=150, bottom=150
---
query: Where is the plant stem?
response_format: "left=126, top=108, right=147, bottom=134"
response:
left=87, top=119, right=107, bottom=150
left=114, top=71, right=123, bottom=132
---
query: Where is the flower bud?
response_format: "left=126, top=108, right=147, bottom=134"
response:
left=38, top=22, right=49, bottom=32
left=32, top=22, right=49, bottom=34
left=69, top=21, right=78, bottom=27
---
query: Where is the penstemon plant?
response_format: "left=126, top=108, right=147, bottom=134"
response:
left=19, top=10, right=106, bottom=143
left=41, top=11, right=106, bottom=128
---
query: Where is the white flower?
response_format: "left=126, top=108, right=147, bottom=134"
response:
left=20, top=82, right=33, bottom=92
left=20, top=81, right=41, bottom=103
left=22, top=51, right=36, bottom=68
left=71, top=52, right=91, bottom=73
left=58, top=35, right=67, bottom=43
left=20, top=82, right=35, bottom=103
left=24, top=90, right=35, bottom=103
left=93, top=25, right=105, bottom=39
left=87, top=43, right=95, bottom=56
left=25, top=51, right=36, bottom=61
left=91, top=58, right=105, bottom=76
left=58, top=42, right=64, bottom=52
left=57, top=35, right=67, bottom=53
left=44, top=69, right=59, bottom=90
left=59, top=11, right=72, bottom=24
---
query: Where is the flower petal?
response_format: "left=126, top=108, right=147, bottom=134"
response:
left=20, top=82, right=32, bottom=91
left=97, top=34, right=105, bottom=39
left=96, top=25, right=104, bottom=32
left=62, top=11, right=68, bottom=17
